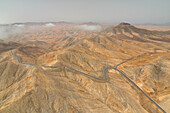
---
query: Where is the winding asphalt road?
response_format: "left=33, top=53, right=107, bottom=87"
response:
left=11, top=51, right=166, bottom=113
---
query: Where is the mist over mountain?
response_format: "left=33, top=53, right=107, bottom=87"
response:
left=0, top=22, right=73, bottom=39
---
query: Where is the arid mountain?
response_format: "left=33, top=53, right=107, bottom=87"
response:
left=0, top=23, right=169, bottom=113
left=0, top=41, right=21, bottom=54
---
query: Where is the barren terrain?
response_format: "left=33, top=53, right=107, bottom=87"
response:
left=0, top=23, right=169, bottom=113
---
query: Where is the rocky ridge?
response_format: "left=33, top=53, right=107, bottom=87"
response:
left=0, top=23, right=169, bottom=113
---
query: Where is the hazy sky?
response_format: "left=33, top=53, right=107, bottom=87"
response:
left=0, top=0, right=170, bottom=24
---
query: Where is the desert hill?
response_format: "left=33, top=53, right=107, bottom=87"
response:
left=0, top=23, right=169, bottom=113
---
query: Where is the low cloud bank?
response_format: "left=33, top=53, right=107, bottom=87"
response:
left=77, top=24, right=102, bottom=31
left=0, top=23, right=56, bottom=39
left=45, top=23, right=55, bottom=27
left=0, top=26, right=24, bottom=39
left=14, top=24, right=25, bottom=27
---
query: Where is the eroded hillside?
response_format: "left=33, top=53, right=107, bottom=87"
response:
left=0, top=23, right=169, bottom=113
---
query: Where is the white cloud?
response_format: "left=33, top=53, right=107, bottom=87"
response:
left=77, top=24, right=102, bottom=31
left=45, top=23, right=55, bottom=27
left=14, top=24, right=25, bottom=27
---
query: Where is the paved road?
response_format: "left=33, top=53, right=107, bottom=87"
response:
left=10, top=51, right=166, bottom=113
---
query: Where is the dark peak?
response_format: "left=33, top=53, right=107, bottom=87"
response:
left=105, top=22, right=157, bottom=35
left=119, top=22, right=131, bottom=26
left=114, top=22, right=135, bottom=29
left=103, top=22, right=138, bottom=33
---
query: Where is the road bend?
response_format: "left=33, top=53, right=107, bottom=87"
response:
left=10, top=51, right=166, bottom=113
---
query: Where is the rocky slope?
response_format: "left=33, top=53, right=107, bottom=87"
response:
left=0, top=23, right=169, bottom=113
